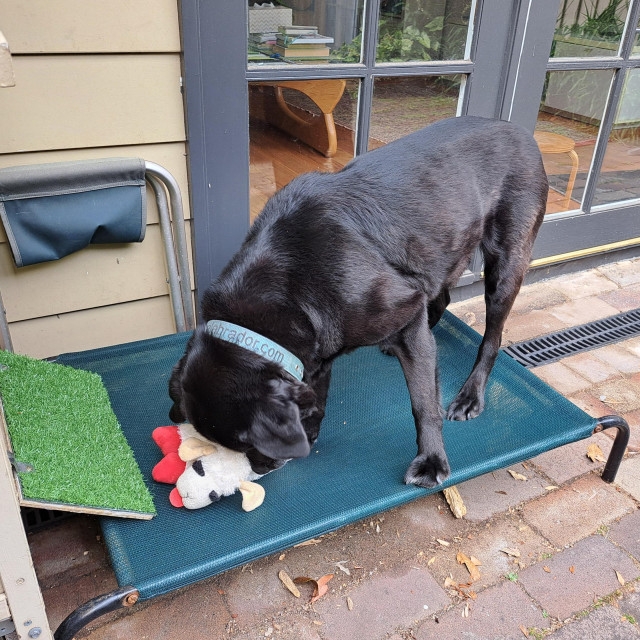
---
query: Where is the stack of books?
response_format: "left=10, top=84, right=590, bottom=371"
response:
left=272, top=25, right=334, bottom=60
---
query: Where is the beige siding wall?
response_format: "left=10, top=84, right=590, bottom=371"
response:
left=0, top=1, right=191, bottom=358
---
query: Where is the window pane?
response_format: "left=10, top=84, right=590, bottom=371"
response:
left=593, top=68, right=640, bottom=206
left=248, top=0, right=365, bottom=66
left=368, top=75, right=463, bottom=150
left=249, top=79, right=358, bottom=221
left=376, top=0, right=473, bottom=63
left=633, top=13, right=640, bottom=57
left=552, top=0, right=630, bottom=58
left=535, top=69, right=614, bottom=213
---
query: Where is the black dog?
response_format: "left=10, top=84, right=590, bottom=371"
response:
left=169, top=116, right=548, bottom=488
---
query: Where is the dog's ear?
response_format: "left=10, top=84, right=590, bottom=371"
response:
left=247, top=378, right=314, bottom=460
left=168, top=354, right=187, bottom=423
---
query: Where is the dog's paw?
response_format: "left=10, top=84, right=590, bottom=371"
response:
left=446, top=388, right=485, bottom=421
left=404, top=452, right=450, bottom=489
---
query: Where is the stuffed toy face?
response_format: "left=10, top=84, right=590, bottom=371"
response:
left=152, top=424, right=265, bottom=511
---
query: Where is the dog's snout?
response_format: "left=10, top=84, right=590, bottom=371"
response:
left=208, top=489, right=221, bottom=503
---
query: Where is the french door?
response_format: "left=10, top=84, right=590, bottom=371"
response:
left=181, top=0, right=640, bottom=304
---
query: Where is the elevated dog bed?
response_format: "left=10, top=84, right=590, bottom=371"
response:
left=53, top=311, right=628, bottom=639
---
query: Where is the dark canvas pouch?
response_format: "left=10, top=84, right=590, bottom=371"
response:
left=0, top=158, right=147, bottom=267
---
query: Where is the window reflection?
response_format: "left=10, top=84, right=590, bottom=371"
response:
left=594, top=68, right=640, bottom=207
left=248, top=0, right=365, bottom=66
left=249, top=79, right=358, bottom=221
left=535, top=69, right=613, bottom=214
left=376, top=0, right=473, bottom=62
left=552, top=0, right=629, bottom=58
left=369, top=75, right=463, bottom=149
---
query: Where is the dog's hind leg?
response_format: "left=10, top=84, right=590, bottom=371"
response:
left=390, top=305, right=451, bottom=488
left=446, top=190, right=545, bottom=421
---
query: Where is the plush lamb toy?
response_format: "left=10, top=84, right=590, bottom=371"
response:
left=152, top=423, right=265, bottom=511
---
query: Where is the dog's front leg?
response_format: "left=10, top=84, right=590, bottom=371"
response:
left=391, top=307, right=450, bottom=489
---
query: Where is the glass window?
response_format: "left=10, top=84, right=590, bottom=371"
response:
left=375, top=0, right=473, bottom=63
left=633, top=13, right=640, bottom=57
left=535, top=69, right=614, bottom=214
left=368, top=75, right=463, bottom=150
left=593, top=68, right=640, bottom=207
left=552, top=0, right=630, bottom=58
left=249, top=79, right=358, bottom=220
left=248, top=0, right=365, bottom=66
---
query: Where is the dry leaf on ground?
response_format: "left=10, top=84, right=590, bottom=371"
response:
left=500, top=548, right=521, bottom=558
left=294, top=538, right=322, bottom=547
left=346, top=596, right=354, bottom=611
left=587, top=443, right=606, bottom=463
left=616, top=570, right=625, bottom=586
left=443, top=486, right=467, bottom=519
left=294, top=574, right=334, bottom=603
left=569, top=566, right=575, bottom=574
left=457, top=552, right=481, bottom=582
left=543, top=566, right=551, bottom=573
left=278, top=570, right=300, bottom=598
left=508, top=469, right=527, bottom=481
left=437, top=539, right=450, bottom=547
left=519, top=624, right=530, bottom=637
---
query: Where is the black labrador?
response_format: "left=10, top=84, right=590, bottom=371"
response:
left=169, top=116, right=548, bottom=488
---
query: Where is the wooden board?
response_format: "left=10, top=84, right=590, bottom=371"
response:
left=0, top=55, right=185, bottom=153
left=7, top=295, right=180, bottom=359
left=0, top=0, right=181, bottom=53
left=0, top=222, right=194, bottom=323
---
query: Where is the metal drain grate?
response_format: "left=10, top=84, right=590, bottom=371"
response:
left=502, top=308, right=640, bottom=368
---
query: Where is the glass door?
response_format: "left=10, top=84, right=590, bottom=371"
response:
left=246, top=0, right=476, bottom=224
left=525, top=0, right=640, bottom=265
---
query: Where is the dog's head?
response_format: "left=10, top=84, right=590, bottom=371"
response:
left=169, top=327, right=316, bottom=463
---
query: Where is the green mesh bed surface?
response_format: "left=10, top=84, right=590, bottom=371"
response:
left=56, top=311, right=596, bottom=601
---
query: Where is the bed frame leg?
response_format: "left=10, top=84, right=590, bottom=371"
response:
left=54, top=586, right=139, bottom=640
left=594, top=415, right=630, bottom=484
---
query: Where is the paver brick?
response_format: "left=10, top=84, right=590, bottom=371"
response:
left=545, top=604, right=640, bottom=639
left=416, top=580, right=550, bottom=639
left=518, top=535, right=640, bottom=620
left=614, top=457, right=640, bottom=502
left=315, top=566, right=450, bottom=640
left=562, top=351, right=623, bottom=384
left=549, top=270, right=618, bottom=299
left=609, top=508, right=640, bottom=561
left=598, top=284, right=640, bottom=312
left=530, top=433, right=613, bottom=485
left=549, top=297, right=621, bottom=326
left=502, top=310, right=568, bottom=344
left=597, top=258, right=640, bottom=287
left=456, top=466, right=550, bottom=522
left=593, top=346, right=640, bottom=376
left=533, top=361, right=592, bottom=395
left=521, top=474, right=634, bottom=548
left=425, top=516, right=553, bottom=589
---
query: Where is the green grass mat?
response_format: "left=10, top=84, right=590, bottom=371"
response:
left=0, top=350, right=155, bottom=516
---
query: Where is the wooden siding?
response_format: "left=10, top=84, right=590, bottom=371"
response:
left=0, top=1, right=192, bottom=358
left=0, top=0, right=181, bottom=53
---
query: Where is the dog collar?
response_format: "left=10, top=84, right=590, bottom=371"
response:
left=206, top=320, right=304, bottom=381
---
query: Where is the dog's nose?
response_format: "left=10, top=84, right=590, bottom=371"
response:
left=208, top=489, right=221, bottom=503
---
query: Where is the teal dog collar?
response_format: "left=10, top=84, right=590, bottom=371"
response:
left=206, top=320, right=304, bottom=382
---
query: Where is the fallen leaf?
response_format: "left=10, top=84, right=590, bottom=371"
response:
left=470, top=556, right=482, bottom=566
left=278, top=570, right=300, bottom=598
left=294, top=574, right=334, bottom=603
left=457, top=552, right=481, bottom=582
left=545, top=486, right=559, bottom=491
left=437, top=539, right=450, bottom=547
left=543, top=566, right=551, bottom=573
left=569, top=566, right=575, bottom=574
left=508, top=469, right=527, bottom=481
left=462, top=602, right=470, bottom=617
left=444, top=577, right=458, bottom=589
left=279, top=554, right=286, bottom=561
left=495, top=490, right=508, bottom=495
left=427, top=556, right=436, bottom=566
left=443, top=486, right=467, bottom=518
left=335, top=561, right=351, bottom=576
left=587, top=443, right=606, bottom=463
left=294, top=538, right=322, bottom=547
left=616, top=570, right=625, bottom=586
left=346, top=596, right=354, bottom=611
left=500, top=548, right=521, bottom=558
left=467, top=590, right=477, bottom=600
left=520, top=624, right=530, bottom=637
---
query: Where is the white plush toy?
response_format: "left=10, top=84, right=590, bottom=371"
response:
left=152, top=423, right=266, bottom=511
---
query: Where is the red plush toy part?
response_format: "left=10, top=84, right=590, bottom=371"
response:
left=152, top=427, right=187, bottom=502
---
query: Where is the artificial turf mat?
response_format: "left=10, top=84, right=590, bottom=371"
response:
left=0, top=349, right=155, bottom=517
